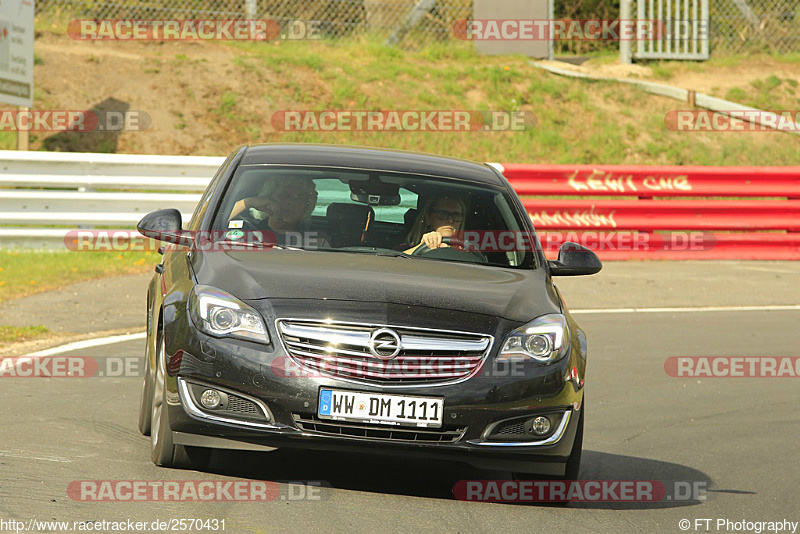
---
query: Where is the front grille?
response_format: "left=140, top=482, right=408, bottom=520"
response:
left=495, top=420, right=527, bottom=436
left=277, top=320, right=492, bottom=385
left=226, top=395, right=260, bottom=416
left=293, top=414, right=466, bottom=443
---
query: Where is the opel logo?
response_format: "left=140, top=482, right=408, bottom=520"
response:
left=368, top=328, right=402, bottom=360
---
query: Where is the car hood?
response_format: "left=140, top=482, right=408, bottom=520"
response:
left=190, top=249, right=560, bottom=322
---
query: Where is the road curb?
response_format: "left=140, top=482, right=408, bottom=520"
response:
left=1, top=327, right=145, bottom=358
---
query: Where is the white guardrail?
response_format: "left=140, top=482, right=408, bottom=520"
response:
left=0, top=150, right=225, bottom=249
left=0, top=151, right=508, bottom=250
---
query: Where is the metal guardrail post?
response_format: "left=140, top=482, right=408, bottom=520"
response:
left=244, top=0, right=257, bottom=19
left=17, top=107, right=30, bottom=151
left=620, top=0, right=633, bottom=64
left=386, top=0, right=437, bottom=46
left=548, top=0, right=554, bottom=60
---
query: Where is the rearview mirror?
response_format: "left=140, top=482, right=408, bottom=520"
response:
left=548, top=242, right=602, bottom=276
left=349, top=177, right=401, bottom=206
left=137, top=209, right=193, bottom=246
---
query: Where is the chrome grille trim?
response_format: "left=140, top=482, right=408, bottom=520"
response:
left=177, top=378, right=281, bottom=430
left=293, top=414, right=467, bottom=443
left=279, top=322, right=490, bottom=352
left=286, top=348, right=478, bottom=371
left=276, top=319, right=494, bottom=386
left=468, top=410, right=574, bottom=447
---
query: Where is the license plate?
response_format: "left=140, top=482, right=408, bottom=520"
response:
left=318, top=388, right=444, bottom=428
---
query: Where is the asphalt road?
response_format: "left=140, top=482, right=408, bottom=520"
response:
left=2, top=308, right=799, bottom=534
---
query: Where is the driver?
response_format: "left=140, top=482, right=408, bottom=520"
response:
left=227, top=176, right=325, bottom=247
left=403, top=195, right=467, bottom=254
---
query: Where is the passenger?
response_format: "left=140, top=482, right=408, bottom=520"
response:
left=403, top=195, right=467, bottom=254
left=227, top=176, right=323, bottom=247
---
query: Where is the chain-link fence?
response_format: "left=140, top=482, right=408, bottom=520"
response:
left=34, top=0, right=800, bottom=54
left=710, top=0, right=800, bottom=52
left=35, top=0, right=472, bottom=42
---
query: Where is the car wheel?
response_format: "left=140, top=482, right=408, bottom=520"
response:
left=137, top=338, right=153, bottom=436
left=150, top=327, right=211, bottom=470
left=561, top=401, right=584, bottom=482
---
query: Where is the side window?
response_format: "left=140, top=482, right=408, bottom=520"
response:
left=493, top=192, right=527, bottom=267
left=311, top=180, right=353, bottom=216
left=187, top=154, right=235, bottom=231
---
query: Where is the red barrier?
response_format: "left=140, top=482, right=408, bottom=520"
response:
left=522, top=199, right=800, bottom=231
left=501, top=164, right=800, bottom=260
left=501, top=164, right=800, bottom=198
left=536, top=231, right=800, bottom=260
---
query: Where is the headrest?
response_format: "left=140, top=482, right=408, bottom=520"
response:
left=404, top=208, right=418, bottom=228
left=326, top=202, right=375, bottom=223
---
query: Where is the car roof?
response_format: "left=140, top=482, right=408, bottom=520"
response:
left=239, top=143, right=505, bottom=185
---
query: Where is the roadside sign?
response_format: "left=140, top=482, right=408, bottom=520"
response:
left=0, top=0, right=35, bottom=107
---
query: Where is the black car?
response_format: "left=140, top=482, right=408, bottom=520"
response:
left=136, top=143, right=601, bottom=480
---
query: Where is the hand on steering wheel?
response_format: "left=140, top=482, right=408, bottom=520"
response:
left=247, top=196, right=279, bottom=218
left=411, top=235, right=465, bottom=255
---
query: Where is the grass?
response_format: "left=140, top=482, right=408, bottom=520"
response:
left=0, top=250, right=160, bottom=304
left=5, top=29, right=800, bottom=160
left=0, top=131, right=18, bottom=149
left=0, top=325, right=51, bottom=344
left=649, top=63, right=676, bottom=80
left=0, top=250, right=158, bottom=349
left=723, top=75, right=800, bottom=110
left=173, top=111, right=187, bottom=130
left=212, top=37, right=800, bottom=165
left=773, top=52, right=800, bottom=64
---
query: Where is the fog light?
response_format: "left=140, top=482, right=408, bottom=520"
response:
left=530, top=416, right=552, bottom=436
left=200, top=389, right=222, bottom=409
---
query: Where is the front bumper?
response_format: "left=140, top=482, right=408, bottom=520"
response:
left=163, top=310, right=585, bottom=475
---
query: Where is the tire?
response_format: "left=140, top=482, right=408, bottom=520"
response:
left=137, top=338, right=153, bottom=436
left=561, top=402, right=584, bottom=482
left=150, top=327, right=211, bottom=470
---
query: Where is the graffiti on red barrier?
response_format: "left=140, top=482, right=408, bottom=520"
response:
left=567, top=170, right=692, bottom=193
left=529, top=208, right=618, bottom=228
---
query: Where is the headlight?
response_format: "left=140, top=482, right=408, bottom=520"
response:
left=189, top=285, right=269, bottom=343
left=498, top=313, right=570, bottom=364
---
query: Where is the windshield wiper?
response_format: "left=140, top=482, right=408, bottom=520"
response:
left=210, top=240, right=300, bottom=250
left=374, top=251, right=410, bottom=258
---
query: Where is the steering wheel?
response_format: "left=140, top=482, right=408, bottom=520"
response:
left=411, top=236, right=458, bottom=255
left=224, top=212, right=277, bottom=245
left=411, top=236, right=487, bottom=263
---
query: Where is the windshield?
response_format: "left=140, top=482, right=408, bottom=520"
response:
left=210, top=165, right=536, bottom=269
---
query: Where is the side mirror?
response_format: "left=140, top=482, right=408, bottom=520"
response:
left=137, top=209, right=193, bottom=246
left=548, top=242, right=602, bottom=276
